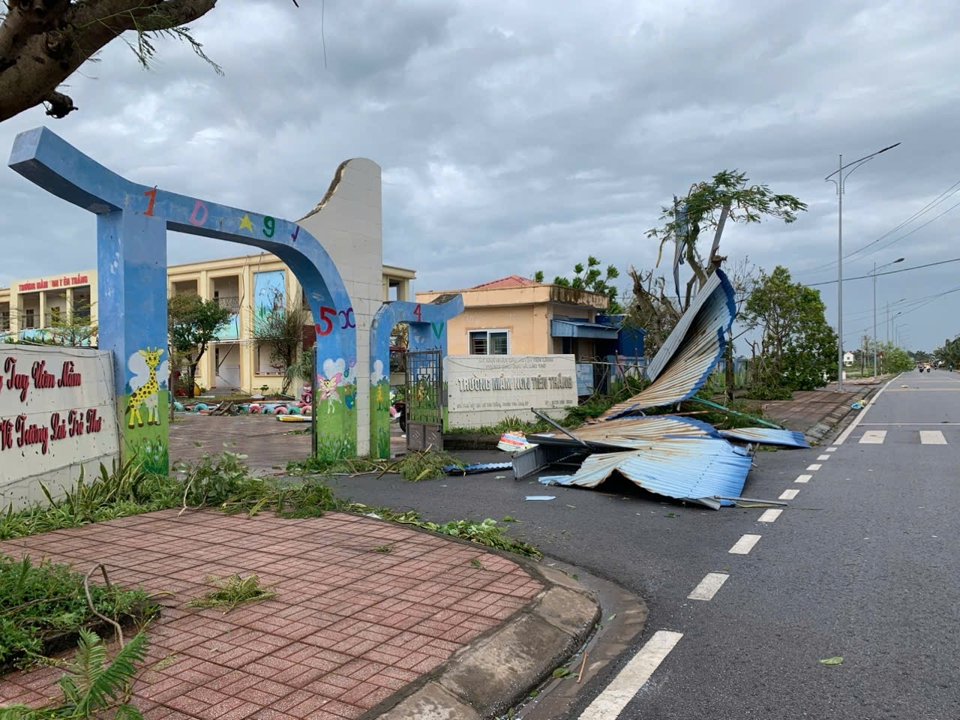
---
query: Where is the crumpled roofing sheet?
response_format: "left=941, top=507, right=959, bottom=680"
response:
left=549, top=437, right=752, bottom=508
left=718, top=427, right=810, bottom=448
left=600, top=270, right=736, bottom=419
left=531, top=415, right=718, bottom=451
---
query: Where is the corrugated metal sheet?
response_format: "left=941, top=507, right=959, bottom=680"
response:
left=718, top=427, right=810, bottom=448
left=550, top=415, right=718, bottom=450
left=600, top=270, right=736, bottom=419
left=550, top=437, right=752, bottom=508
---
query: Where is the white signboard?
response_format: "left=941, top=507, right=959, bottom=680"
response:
left=0, top=346, right=119, bottom=510
left=444, top=354, right=578, bottom=429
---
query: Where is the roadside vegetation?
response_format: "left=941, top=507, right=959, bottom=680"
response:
left=0, top=451, right=538, bottom=559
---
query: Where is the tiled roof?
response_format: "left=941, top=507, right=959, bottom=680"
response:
left=469, top=275, right=541, bottom=290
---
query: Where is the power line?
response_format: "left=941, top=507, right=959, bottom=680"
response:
left=806, top=256, right=960, bottom=287
left=801, top=178, right=960, bottom=277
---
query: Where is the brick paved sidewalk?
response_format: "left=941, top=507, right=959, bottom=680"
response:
left=0, top=510, right=543, bottom=719
left=760, top=388, right=873, bottom=434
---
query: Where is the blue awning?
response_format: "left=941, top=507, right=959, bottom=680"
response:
left=551, top=319, right=619, bottom=340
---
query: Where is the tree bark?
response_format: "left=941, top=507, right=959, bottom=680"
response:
left=725, top=331, right=735, bottom=401
left=0, top=0, right=217, bottom=123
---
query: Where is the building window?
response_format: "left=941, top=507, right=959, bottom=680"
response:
left=469, top=330, right=509, bottom=355
left=24, top=309, right=35, bottom=329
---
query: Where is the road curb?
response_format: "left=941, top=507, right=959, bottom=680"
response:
left=361, top=547, right=601, bottom=720
left=806, top=384, right=880, bottom=445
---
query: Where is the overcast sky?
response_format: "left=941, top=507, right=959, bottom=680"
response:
left=2, top=0, right=959, bottom=352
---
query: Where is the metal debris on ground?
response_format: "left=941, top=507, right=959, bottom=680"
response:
left=501, top=271, right=811, bottom=509
left=543, top=438, right=752, bottom=509
left=444, top=462, right=513, bottom=475
left=718, top=427, right=810, bottom=448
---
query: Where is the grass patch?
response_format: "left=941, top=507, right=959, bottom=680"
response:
left=372, top=545, right=392, bottom=553
left=286, top=449, right=463, bottom=482
left=0, top=555, right=154, bottom=671
left=187, top=574, right=276, bottom=614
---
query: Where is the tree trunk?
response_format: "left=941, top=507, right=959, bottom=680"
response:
left=188, top=363, right=197, bottom=398
left=725, top=332, right=735, bottom=402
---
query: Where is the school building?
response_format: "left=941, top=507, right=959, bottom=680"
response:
left=0, top=254, right=416, bottom=394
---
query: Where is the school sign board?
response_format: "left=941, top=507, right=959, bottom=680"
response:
left=0, top=345, right=119, bottom=510
left=444, top=354, right=578, bottom=428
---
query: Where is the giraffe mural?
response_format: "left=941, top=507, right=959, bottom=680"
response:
left=126, top=347, right=166, bottom=428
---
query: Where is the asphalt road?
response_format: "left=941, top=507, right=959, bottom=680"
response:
left=329, top=372, right=960, bottom=719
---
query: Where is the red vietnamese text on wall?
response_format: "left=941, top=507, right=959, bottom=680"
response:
left=0, top=355, right=104, bottom=456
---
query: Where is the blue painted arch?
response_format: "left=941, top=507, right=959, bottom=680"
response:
left=8, top=126, right=359, bottom=467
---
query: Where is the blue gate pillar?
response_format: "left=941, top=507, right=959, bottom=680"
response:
left=97, top=210, right=170, bottom=472
left=368, top=297, right=463, bottom=458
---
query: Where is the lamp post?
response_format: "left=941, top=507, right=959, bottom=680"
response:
left=889, top=310, right=903, bottom=344
left=872, top=258, right=904, bottom=375
left=825, top=142, right=901, bottom=390
left=886, top=300, right=905, bottom=343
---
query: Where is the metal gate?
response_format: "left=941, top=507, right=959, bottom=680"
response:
left=405, top=349, right=444, bottom=451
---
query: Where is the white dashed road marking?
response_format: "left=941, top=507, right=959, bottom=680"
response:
left=860, top=430, right=887, bottom=444
left=758, top=509, right=782, bottom=523
left=729, top=534, right=761, bottom=555
left=817, top=454, right=831, bottom=461
left=920, top=430, right=947, bottom=445
left=826, top=447, right=838, bottom=452
left=795, top=474, right=812, bottom=483
left=780, top=488, right=799, bottom=500
left=578, top=630, right=683, bottom=720
left=688, top=573, right=729, bottom=601
left=835, top=373, right=901, bottom=445
left=807, top=464, right=822, bottom=471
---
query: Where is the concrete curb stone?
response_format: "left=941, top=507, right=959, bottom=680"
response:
left=359, top=528, right=601, bottom=720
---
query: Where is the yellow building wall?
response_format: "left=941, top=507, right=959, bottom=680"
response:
left=444, top=304, right=551, bottom=355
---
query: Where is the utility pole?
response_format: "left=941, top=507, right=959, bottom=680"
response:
left=825, top=142, right=900, bottom=391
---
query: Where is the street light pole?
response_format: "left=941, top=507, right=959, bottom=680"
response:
left=825, top=142, right=900, bottom=391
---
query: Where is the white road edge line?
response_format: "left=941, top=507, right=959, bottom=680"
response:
left=835, top=372, right=902, bottom=445
left=578, top=630, right=683, bottom=720
left=795, top=474, right=812, bottom=483
left=688, top=573, right=729, bottom=601
left=729, top=534, right=761, bottom=554
left=806, top=464, right=822, bottom=471
left=758, top=509, right=782, bottom=523
left=780, top=488, right=799, bottom=500
left=817, top=454, right=831, bottom=461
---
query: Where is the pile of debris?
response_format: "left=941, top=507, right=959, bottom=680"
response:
left=508, top=270, right=808, bottom=509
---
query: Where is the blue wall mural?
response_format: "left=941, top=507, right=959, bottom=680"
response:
left=8, top=127, right=359, bottom=470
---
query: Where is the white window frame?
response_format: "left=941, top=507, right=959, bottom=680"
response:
left=469, top=329, right=510, bottom=355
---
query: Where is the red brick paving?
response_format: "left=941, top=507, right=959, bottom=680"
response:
left=0, top=509, right=542, bottom=718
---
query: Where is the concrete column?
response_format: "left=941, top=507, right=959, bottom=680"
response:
left=66, top=287, right=74, bottom=322
left=38, top=291, right=46, bottom=329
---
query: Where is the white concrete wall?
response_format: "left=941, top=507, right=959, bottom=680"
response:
left=445, top=354, right=578, bottom=428
left=0, top=345, right=119, bottom=510
left=298, top=159, right=383, bottom=456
